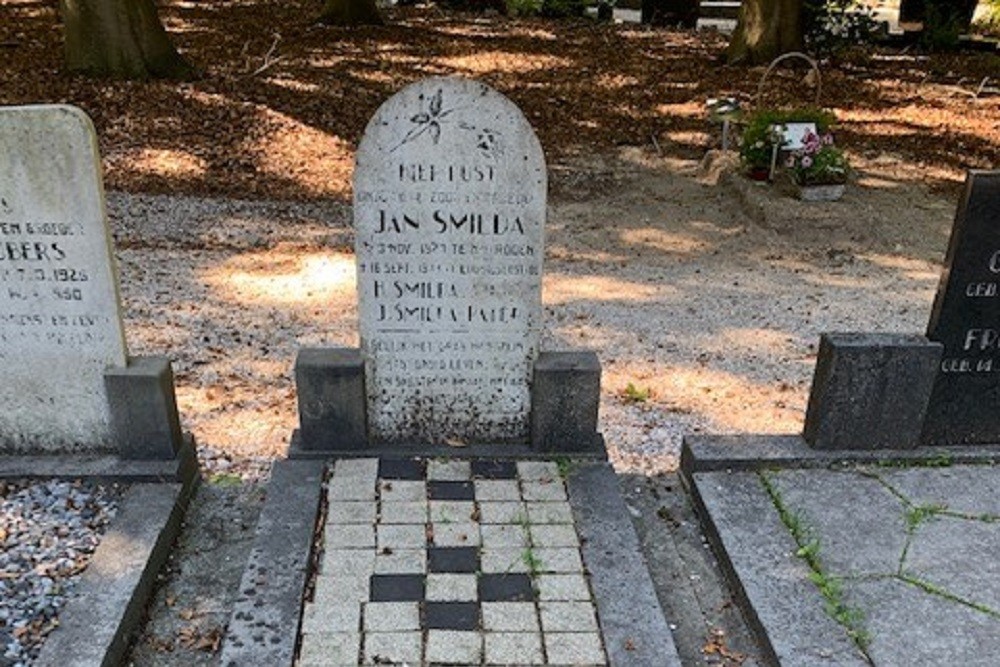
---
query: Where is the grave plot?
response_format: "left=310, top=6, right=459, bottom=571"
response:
left=0, top=105, right=195, bottom=667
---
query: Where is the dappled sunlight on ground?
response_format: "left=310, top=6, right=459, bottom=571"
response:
left=202, top=249, right=357, bottom=306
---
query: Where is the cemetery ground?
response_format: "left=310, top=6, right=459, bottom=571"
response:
left=1, top=2, right=999, bottom=666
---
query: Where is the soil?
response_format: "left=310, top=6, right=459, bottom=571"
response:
left=2, top=3, right=997, bottom=665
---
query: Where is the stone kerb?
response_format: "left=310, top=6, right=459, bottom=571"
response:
left=354, top=77, right=546, bottom=446
left=0, top=105, right=182, bottom=459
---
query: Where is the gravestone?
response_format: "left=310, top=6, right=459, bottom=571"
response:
left=0, top=105, right=182, bottom=458
left=353, top=77, right=546, bottom=445
left=923, top=170, right=1000, bottom=445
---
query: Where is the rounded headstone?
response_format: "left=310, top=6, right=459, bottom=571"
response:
left=354, top=77, right=546, bottom=445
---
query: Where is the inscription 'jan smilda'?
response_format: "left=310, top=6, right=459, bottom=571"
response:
left=376, top=210, right=526, bottom=235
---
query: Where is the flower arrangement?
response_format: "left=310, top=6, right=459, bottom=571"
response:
left=785, top=130, right=849, bottom=186
left=738, top=107, right=836, bottom=178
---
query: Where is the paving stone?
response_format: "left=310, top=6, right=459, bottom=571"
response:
left=369, top=574, right=425, bottom=602
left=363, top=601, right=421, bottom=632
left=428, top=480, right=476, bottom=501
left=426, top=573, right=478, bottom=601
left=374, top=548, right=426, bottom=575
left=475, top=479, right=522, bottom=502
left=362, top=631, right=422, bottom=665
left=529, top=524, right=579, bottom=548
left=479, top=573, right=535, bottom=602
left=314, top=574, right=370, bottom=603
left=298, top=631, right=361, bottom=665
left=522, top=480, right=568, bottom=502
left=480, top=547, right=531, bottom=574
left=321, top=549, right=377, bottom=577
left=378, top=457, right=425, bottom=480
left=526, top=501, right=574, bottom=525
left=540, top=601, right=599, bottom=632
left=424, top=601, right=480, bottom=630
left=327, top=501, right=377, bottom=525
left=428, top=459, right=472, bottom=481
left=481, top=523, right=529, bottom=549
left=377, top=523, right=427, bottom=550
left=531, top=548, right=584, bottom=573
left=334, top=458, right=379, bottom=480
left=472, top=460, right=519, bottom=479
left=478, top=501, right=527, bottom=525
left=904, top=515, right=1000, bottom=613
left=425, top=630, right=482, bottom=664
left=771, top=468, right=909, bottom=576
left=326, top=524, right=376, bottom=549
left=517, top=460, right=561, bottom=483
left=536, top=574, right=591, bottom=602
left=379, top=480, right=426, bottom=502
left=481, top=602, right=540, bottom=632
left=427, top=546, right=479, bottom=573
left=378, top=500, right=427, bottom=524
left=543, top=632, right=606, bottom=665
left=876, top=465, right=1000, bottom=518
left=430, top=500, right=476, bottom=524
left=328, top=475, right=376, bottom=502
left=484, top=632, right=544, bottom=665
left=431, top=522, right=481, bottom=547
left=842, top=575, right=1000, bottom=666
left=301, top=599, right=362, bottom=634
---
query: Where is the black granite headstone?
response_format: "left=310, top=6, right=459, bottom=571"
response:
left=922, top=171, right=1000, bottom=445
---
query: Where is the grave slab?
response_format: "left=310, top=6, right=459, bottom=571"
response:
left=876, top=464, right=1000, bottom=517
left=0, top=105, right=127, bottom=453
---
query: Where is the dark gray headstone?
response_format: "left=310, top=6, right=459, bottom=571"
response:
left=803, top=333, right=941, bottom=450
left=923, top=171, right=1000, bottom=445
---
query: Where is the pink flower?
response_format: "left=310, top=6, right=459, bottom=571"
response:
left=801, top=155, right=813, bottom=169
left=822, top=134, right=834, bottom=146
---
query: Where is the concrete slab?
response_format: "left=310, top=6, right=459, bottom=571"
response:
left=567, top=463, right=682, bottom=667
left=875, top=464, right=1000, bottom=517
left=904, top=515, right=1000, bottom=614
left=842, top=576, right=1000, bottom=667
left=687, top=470, right=868, bottom=666
left=219, top=459, right=326, bottom=667
left=770, top=469, right=909, bottom=577
left=35, top=481, right=194, bottom=667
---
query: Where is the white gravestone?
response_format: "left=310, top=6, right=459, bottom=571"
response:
left=0, top=105, right=128, bottom=452
left=355, top=78, right=546, bottom=445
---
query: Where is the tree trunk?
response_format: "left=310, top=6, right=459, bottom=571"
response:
left=60, top=0, right=193, bottom=79
left=727, top=0, right=803, bottom=65
left=318, top=0, right=384, bottom=26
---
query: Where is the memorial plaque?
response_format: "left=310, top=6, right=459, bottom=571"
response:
left=0, top=105, right=128, bottom=452
left=355, top=78, right=545, bottom=445
left=923, top=171, right=1000, bottom=445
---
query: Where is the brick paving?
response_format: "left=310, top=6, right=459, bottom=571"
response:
left=296, top=457, right=608, bottom=666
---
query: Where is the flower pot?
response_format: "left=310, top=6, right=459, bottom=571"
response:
left=747, top=167, right=770, bottom=182
left=796, top=182, right=845, bottom=202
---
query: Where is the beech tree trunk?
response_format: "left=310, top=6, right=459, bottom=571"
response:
left=60, top=0, right=193, bottom=79
left=727, top=0, right=803, bottom=65
left=319, top=0, right=384, bottom=26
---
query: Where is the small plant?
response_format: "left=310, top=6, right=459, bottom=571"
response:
left=505, top=0, right=542, bottom=16
left=785, top=130, right=849, bottom=186
left=622, top=382, right=651, bottom=404
left=521, top=547, right=544, bottom=575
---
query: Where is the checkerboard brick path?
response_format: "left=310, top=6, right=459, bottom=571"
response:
left=296, top=458, right=608, bottom=666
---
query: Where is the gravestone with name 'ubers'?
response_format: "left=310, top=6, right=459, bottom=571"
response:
left=923, top=170, right=1000, bottom=445
left=0, top=105, right=129, bottom=453
left=354, top=77, right=546, bottom=445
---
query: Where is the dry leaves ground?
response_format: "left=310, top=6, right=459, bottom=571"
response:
left=0, top=0, right=998, bottom=475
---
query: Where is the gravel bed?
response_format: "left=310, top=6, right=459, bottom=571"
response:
left=0, top=480, right=120, bottom=667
